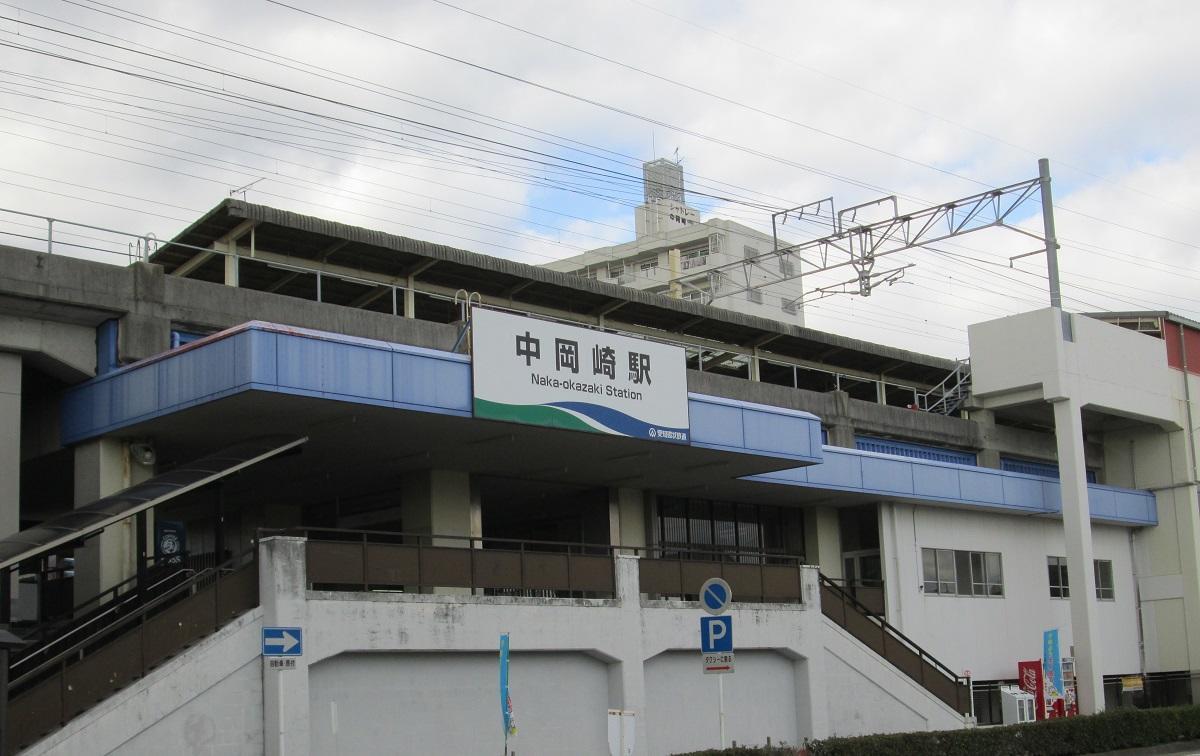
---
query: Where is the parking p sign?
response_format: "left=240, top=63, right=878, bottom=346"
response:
left=701, top=616, right=732, bottom=652
left=700, top=615, right=734, bottom=674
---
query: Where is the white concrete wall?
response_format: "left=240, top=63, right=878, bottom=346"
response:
left=969, top=309, right=1176, bottom=425
left=254, top=537, right=962, bottom=755
left=880, top=502, right=1142, bottom=681
left=822, top=618, right=964, bottom=737
left=644, top=650, right=800, bottom=754
left=25, top=538, right=974, bottom=755
left=23, top=609, right=265, bottom=756
left=309, top=651, right=610, bottom=756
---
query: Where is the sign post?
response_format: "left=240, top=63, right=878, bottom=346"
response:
left=698, top=578, right=733, bottom=748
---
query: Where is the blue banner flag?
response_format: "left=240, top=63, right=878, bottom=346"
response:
left=499, top=633, right=517, bottom=738
left=1043, top=628, right=1064, bottom=700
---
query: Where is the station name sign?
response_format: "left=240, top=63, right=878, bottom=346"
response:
left=472, top=307, right=690, bottom=443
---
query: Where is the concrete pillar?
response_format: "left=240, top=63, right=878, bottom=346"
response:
left=878, top=502, right=920, bottom=632
left=0, top=353, right=19, bottom=541
left=826, top=423, right=855, bottom=449
left=404, top=276, right=416, bottom=318
left=797, top=565, right=829, bottom=739
left=260, top=535, right=310, bottom=756
left=1052, top=397, right=1104, bottom=714
left=609, top=488, right=647, bottom=554
left=73, top=438, right=154, bottom=606
left=802, top=507, right=842, bottom=579
left=614, top=554, right=648, bottom=755
left=967, top=407, right=1003, bottom=469
left=400, top=469, right=479, bottom=546
left=223, top=240, right=239, bottom=287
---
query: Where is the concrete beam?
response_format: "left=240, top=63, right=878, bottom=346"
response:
left=0, top=314, right=96, bottom=379
left=171, top=251, right=215, bottom=279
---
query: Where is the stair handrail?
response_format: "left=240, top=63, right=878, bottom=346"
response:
left=10, top=565, right=197, bottom=673
left=819, top=573, right=966, bottom=689
left=917, top=358, right=971, bottom=414
left=8, top=547, right=255, bottom=691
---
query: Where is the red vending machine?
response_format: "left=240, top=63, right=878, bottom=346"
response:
left=1018, top=659, right=1078, bottom=719
left=1018, top=660, right=1047, bottom=719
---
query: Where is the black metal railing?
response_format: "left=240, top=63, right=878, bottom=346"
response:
left=10, top=564, right=196, bottom=675
left=819, top=574, right=969, bottom=714
left=821, top=577, right=885, bottom=617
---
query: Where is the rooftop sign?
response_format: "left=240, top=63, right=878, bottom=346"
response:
left=472, top=307, right=689, bottom=442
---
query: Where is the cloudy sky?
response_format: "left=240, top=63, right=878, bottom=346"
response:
left=0, top=0, right=1197, bottom=357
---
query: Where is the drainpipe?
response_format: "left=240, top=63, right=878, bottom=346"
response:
left=1178, top=324, right=1199, bottom=483
left=1130, top=530, right=1146, bottom=676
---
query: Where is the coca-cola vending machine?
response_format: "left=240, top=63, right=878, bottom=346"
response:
left=1018, top=659, right=1078, bottom=719
left=1018, top=660, right=1046, bottom=719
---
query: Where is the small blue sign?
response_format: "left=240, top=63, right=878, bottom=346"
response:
left=262, top=626, right=303, bottom=657
left=700, top=616, right=733, bottom=653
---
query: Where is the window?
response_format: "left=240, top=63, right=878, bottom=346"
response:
left=639, top=258, right=658, bottom=272
left=607, top=263, right=624, bottom=278
left=1048, top=556, right=1070, bottom=598
left=657, top=497, right=803, bottom=562
left=922, top=548, right=1003, bottom=597
left=1095, top=559, right=1115, bottom=600
left=1049, top=557, right=1115, bottom=600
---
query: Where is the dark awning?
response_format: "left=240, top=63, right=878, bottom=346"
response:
left=0, top=436, right=307, bottom=571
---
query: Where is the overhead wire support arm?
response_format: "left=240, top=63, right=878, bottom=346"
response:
left=784, top=264, right=915, bottom=308
left=704, top=176, right=1043, bottom=302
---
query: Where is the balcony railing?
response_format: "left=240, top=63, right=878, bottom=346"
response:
left=631, top=545, right=806, bottom=604
left=287, top=529, right=811, bottom=606
left=292, top=529, right=619, bottom=598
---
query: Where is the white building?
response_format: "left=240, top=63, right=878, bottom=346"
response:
left=544, top=159, right=807, bottom=326
left=0, top=200, right=1197, bottom=754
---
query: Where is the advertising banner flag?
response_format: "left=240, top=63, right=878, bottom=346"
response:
left=1043, top=629, right=1064, bottom=701
left=499, top=633, right=517, bottom=738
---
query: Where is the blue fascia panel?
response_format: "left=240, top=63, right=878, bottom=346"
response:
left=745, top=445, right=1157, bottom=527
left=686, top=393, right=823, bottom=465
left=61, top=323, right=822, bottom=466
left=61, top=322, right=474, bottom=445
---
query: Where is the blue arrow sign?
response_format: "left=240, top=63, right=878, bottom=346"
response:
left=262, top=626, right=303, bottom=657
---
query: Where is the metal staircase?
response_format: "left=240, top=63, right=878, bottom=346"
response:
left=819, top=574, right=971, bottom=715
left=5, top=550, right=259, bottom=753
left=916, top=359, right=972, bottom=416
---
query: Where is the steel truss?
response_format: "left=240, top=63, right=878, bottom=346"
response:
left=701, top=176, right=1044, bottom=308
